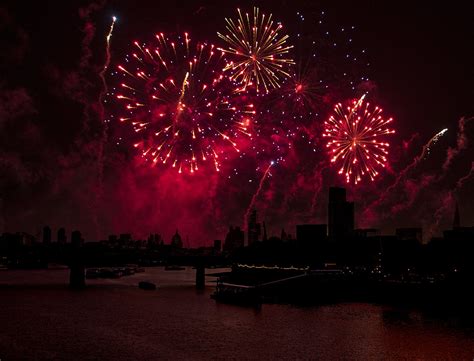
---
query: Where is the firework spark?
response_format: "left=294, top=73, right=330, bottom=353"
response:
left=218, top=7, right=294, bottom=93
left=323, top=95, right=395, bottom=184
left=113, top=33, right=255, bottom=174
left=244, top=161, right=274, bottom=228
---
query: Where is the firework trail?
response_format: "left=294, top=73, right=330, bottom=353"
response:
left=244, top=161, right=274, bottom=229
left=323, top=95, right=395, bottom=184
left=94, top=16, right=116, bottom=239
left=383, top=128, right=447, bottom=194
left=421, top=128, right=449, bottom=160
left=218, top=7, right=294, bottom=93
left=360, top=127, right=449, bottom=222
left=99, top=16, right=116, bottom=105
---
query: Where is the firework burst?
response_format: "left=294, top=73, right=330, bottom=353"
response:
left=323, top=95, right=395, bottom=184
left=217, top=7, right=294, bottom=93
left=113, top=33, right=255, bottom=174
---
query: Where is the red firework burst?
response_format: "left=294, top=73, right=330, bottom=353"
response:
left=323, top=95, right=395, bottom=184
left=113, top=32, right=254, bottom=174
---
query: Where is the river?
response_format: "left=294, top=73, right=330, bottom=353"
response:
left=0, top=268, right=473, bottom=360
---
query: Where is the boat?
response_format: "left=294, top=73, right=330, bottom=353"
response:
left=138, top=281, right=157, bottom=290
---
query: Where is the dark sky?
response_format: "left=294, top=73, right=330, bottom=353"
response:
left=1, top=0, right=473, bottom=244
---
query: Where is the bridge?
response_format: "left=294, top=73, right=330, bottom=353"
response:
left=68, top=242, right=228, bottom=290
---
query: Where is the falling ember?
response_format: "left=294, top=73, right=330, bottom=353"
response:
left=113, top=32, right=254, bottom=174
left=323, top=95, right=395, bottom=184
left=217, top=7, right=294, bottom=93
left=244, top=161, right=274, bottom=228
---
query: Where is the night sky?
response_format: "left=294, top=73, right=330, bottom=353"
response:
left=1, top=0, right=473, bottom=245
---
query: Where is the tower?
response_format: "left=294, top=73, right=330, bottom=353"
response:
left=328, top=187, right=354, bottom=240
left=247, top=209, right=261, bottom=246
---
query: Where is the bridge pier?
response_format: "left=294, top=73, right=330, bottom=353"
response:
left=195, top=264, right=205, bottom=290
left=69, top=231, right=85, bottom=289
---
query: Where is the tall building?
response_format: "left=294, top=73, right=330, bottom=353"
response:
left=262, top=222, right=268, bottom=242
left=223, top=226, right=244, bottom=252
left=247, top=209, right=261, bottom=246
left=57, top=227, right=67, bottom=244
left=328, top=187, right=354, bottom=240
left=171, top=229, right=183, bottom=248
left=296, top=224, right=327, bottom=246
left=42, top=226, right=52, bottom=244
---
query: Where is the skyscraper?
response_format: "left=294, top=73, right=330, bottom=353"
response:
left=247, top=209, right=261, bottom=246
left=328, top=187, right=354, bottom=240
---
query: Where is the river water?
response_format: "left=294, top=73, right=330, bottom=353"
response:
left=0, top=268, right=473, bottom=360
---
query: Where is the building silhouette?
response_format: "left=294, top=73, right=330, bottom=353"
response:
left=328, top=187, right=354, bottom=240
left=147, top=233, right=163, bottom=249
left=224, top=226, right=244, bottom=252
left=171, top=229, right=183, bottom=248
left=57, top=227, right=67, bottom=244
left=42, top=226, right=51, bottom=244
left=69, top=230, right=84, bottom=288
left=262, top=222, right=268, bottom=242
left=247, top=209, right=261, bottom=246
